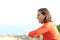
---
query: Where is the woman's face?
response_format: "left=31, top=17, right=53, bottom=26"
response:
left=37, top=11, right=45, bottom=23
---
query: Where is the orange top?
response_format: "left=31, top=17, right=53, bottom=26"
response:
left=28, top=22, right=60, bottom=40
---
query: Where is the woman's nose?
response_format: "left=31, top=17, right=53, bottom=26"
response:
left=37, top=16, right=40, bottom=19
left=37, top=16, right=38, bottom=19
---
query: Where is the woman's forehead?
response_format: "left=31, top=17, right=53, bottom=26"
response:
left=38, top=11, right=41, bottom=15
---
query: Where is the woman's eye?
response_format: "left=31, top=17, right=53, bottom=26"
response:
left=38, top=15, right=40, bottom=16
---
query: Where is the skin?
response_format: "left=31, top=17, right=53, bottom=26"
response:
left=37, top=11, right=45, bottom=24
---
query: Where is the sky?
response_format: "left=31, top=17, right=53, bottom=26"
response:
left=0, top=0, right=60, bottom=35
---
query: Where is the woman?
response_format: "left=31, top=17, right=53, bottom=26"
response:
left=28, top=8, right=60, bottom=40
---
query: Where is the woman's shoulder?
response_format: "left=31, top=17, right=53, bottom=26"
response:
left=43, top=22, right=55, bottom=28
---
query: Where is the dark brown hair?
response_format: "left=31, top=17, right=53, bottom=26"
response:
left=38, top=8, right=52, bottom=23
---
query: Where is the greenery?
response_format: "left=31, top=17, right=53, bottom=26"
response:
left=57, top=24, right=60, bottom=33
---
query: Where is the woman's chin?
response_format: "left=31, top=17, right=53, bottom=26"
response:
left=39, top=21, right=41, bottom=23
left=39, top=21, right=43, bottom=24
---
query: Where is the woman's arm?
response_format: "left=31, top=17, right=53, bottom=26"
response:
left=28, top=26, right=48, bottom=38
left=28, top=24, right=48, bottom=38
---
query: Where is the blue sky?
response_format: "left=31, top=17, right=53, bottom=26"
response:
left=0, top=0, right=60, bottom=35
left=0, top=24, right=40, bottom=35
